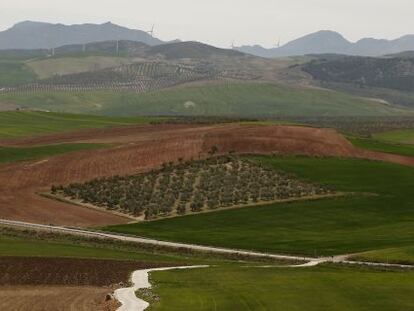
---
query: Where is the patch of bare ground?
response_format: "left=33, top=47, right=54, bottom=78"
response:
left=0, top=123, right=412, bottom=227
left=0, top=257, right=172, bottom=286
left=0, top=286, right=119, bottom=311
left=0, top=257, right=175, bottom=311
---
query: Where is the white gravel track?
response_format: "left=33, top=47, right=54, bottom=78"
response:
left=114, top=265, right=209, bottom=311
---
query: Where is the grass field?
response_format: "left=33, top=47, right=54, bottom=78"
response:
left=147, top=265, right=414, bottom=311
left=348, top=137, right=414, bottom=157
left=0, top=226, right=232, bottom=265
left=352, top=246, right=414, bottom=265
left=0, top=61, right=37, bottom=86
left=0, top=83, right=411, bottom=116
left=0, top=236, right=180, bottom=263
left=0, top=111, right=154, bottom=139
left=104, top=156, right=414, bottom=257
left=374, top=129, right=414, bottom=145
left=27, top=56, right=132, bottom=79
left=0, top=143, right=106, bottom=164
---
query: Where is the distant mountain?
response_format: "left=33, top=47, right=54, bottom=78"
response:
left=236, top=30, right=414, bottom=58
left=0, top=21, right=165, bottom=50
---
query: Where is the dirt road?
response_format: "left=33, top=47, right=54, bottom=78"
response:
left=2, top=219, right=413, bottom=270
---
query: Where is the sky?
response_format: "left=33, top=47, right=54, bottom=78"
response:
left=0, top=0, right=413, bottom=48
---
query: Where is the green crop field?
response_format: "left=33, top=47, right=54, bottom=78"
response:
left=0, top=143, right=106, bottom=164
left=27, top=56, right=133, bottom=79
left=374, top=129, right=414, bottom=145
left=0, top=83, right=411, bottom=116
left=353, top=246, right=414, bottom=265
left=0, top=111, right=155, bottom=139
left=0, top=236, right=175, bottom=262
left=104, top=156, right=414, bottom=257
left=0, top=61, right=37, bottom=86
left=147, top=265, right=414, bottom=311
left=348, top=137, right=414, bottom=157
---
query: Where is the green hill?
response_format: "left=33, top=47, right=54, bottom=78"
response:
left=1, top=83, right=411, bottom=117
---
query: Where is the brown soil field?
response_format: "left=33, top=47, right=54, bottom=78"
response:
left=0, top=257, right=172, bottom=311
left=0, top=286, right=119, bottom=311
left=0, top=123, right=413, bottom=226
left=0, top=257, right=171, bottom=286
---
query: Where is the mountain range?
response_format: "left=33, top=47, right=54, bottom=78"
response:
left=0, top=21, right=164, bottom=49
left=235, top=30, right=414, bottom=58
left=0, top=21, right=414, bottom=59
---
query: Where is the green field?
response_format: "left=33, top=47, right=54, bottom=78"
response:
left=147, top=265, right=414, bottom=311
left=348, top=137, right=414, bottom=157
left=0, top=236, right=175, bottom=262
left=27, top=56, right=132, bottom=79
left=104, top=156, right=414, bottom=257
left=353, top=246, right=414, bottom=265
left=374, top=129, right=414, bottom=145
left=0, top=143, right=106, bottom=164
left=0, top=83, right=411, bottom=116
left=0, top=61, right=37, bottom=86
left=0, top=111, right=154, bottom=139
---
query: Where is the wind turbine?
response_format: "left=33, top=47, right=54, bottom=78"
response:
left=147, top=24, right=155, bottom=37
left=231, top=40, right=236, bottom=49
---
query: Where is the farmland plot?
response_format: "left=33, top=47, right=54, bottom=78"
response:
left=53, top=157, right=332, bottom=220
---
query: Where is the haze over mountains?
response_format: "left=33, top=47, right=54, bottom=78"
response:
left=236, top=30, right=414, bottom=58
left=0, top=21, right=164, bottom=49
left=0, top=21, right=414, bottom=59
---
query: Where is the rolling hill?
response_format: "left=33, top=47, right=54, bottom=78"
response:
left=302, top=55, right=414, bottom=92
left=0, top=83, right=410, bottom=117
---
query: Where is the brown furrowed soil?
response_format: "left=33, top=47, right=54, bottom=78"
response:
left=0, top=286, right=119, bottom=311
left=0, top=257, right=171, bottom=286
left=0, top=257, right=172, bottom=311
left=0, top=123, right=413, bottom=226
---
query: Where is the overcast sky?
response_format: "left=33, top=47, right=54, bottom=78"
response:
left=0, top=0, right=412, bottom=48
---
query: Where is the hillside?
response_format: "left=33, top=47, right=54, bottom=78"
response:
left=302, top=55, right=414, bottom=93
left=0, top=21, right=164, bottom=50
left=0, top=83, right=410, bottom=117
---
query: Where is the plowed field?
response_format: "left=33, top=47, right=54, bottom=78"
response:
left=0, top=257, right=170, bottom=311
left=0, top=286, right=118, bottom=311
left=1, top=123, right=413, bottom=226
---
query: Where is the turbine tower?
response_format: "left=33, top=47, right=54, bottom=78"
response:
left=147, top=24, right=155, bottom=37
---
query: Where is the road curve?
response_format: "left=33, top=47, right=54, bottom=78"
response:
left=1, top=219, right=413, bottom=269
left=115, top=266, right=209, bottom=311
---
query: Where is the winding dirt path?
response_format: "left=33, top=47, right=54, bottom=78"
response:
left=115, top=266, right=209, bottom=311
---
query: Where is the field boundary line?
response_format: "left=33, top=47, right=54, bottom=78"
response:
left=1, top=219, right=414, bottom=269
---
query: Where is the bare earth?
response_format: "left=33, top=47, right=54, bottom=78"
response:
left=0, top=123, right=413, bottom=227
left=0, top=257, right=174, bottom=311
left=0, top=286, right=119, bottom=311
